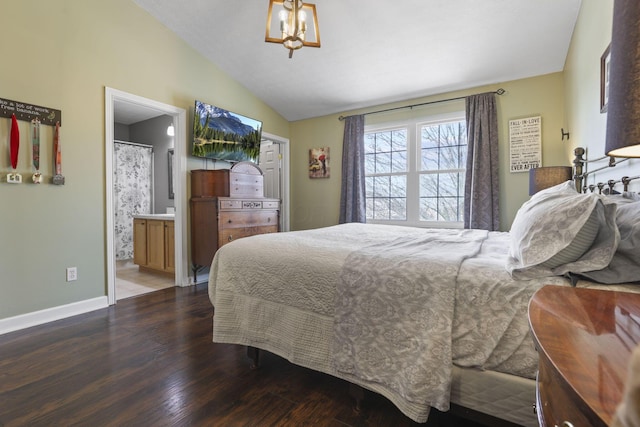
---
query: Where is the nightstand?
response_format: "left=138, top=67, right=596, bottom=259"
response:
left=528, top=286, right=640, bottom=427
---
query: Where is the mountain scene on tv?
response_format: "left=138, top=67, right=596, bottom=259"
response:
left=192, top=100, right=262, bottom=162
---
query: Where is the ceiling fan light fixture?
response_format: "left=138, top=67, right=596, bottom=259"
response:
left=265, top=0, right=320, bottom=58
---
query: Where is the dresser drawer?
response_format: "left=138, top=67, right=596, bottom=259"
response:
left=219, top=199, right=243, bottom=209
left=242, top=200, right=263, bottom=209
left=218, top=198, right=280, bottom=210
left=537, top=353, right=598, bottom=427
left=262, top=200, right=280, bottom=209
left=229, top=172, right=263, bottom=198
left=219, top=211, right=278, bottom=228
left=219, top=225, right=278, bottom=246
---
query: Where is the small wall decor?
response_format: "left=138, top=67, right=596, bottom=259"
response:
left=7, top=113, right=22, bottom=183
left=509, top=116, right=541, bottom=173
left=309, top=147, right=329, bottom=178
left=0, top=97, right=62, bottom=126
left=600, top=44, right=611, bottom=113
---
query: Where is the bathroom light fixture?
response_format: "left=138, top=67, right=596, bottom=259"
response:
left=167, top=124, right=175, bottom=136
left=265, top=0, right=320, bottom=58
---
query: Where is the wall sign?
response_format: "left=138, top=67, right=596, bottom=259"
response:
left=0, top=97, right=62, bottom=126
left=509, top=116, right=541, bottom=173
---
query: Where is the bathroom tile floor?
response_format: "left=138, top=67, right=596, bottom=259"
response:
left=116, top=259, right=175, bottom=300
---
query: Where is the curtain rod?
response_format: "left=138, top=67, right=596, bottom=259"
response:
left=338, top=88, right=505, bottom=121
left=114, top=139, right=154, bottom=149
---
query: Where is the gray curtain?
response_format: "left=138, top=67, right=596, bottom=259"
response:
left=339, top=115, right=366, bottom=223
left=464, top=93, right=499, bottom=231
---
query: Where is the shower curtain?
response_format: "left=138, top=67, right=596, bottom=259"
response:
left=114, top=142, right=153, bottom=260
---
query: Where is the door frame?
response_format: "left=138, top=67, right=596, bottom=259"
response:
left=105, top=87, right=189, bottom=305
left=262, top=131, right=290, bottom=232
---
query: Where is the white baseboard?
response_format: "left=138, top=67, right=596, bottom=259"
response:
left=0, top=296, right=109, bottom=335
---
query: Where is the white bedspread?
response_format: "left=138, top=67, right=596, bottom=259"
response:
left=208, top=223, right=569, bottom=422
left=333, top=228, right=488, bottom=413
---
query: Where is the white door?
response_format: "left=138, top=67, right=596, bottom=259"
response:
left=260, top=132, right=290, bottom=231
left=259, top=140, right=284, bottom=230
left=260, top=140, right=281, bottom=200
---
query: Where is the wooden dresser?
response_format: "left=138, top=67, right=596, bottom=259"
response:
left=190, top=162, right=279, bottom=272
left=529, top=286, right=640, bottom=427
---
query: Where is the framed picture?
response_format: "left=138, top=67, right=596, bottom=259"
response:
left=309, top=147, right=329, bottom=178
left=601, top=44, right=611, bottom=113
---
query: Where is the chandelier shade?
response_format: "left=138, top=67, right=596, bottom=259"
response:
left=265, top=0, right=320, bottom=58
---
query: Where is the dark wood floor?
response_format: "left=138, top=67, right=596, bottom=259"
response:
left=0, top=284, right=509, bottom=426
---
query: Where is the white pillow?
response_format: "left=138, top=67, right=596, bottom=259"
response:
left=539, top=207, right=600, bottom=269
left=581, top=193, right=640, bottom=284
left=506, top=181, right=619, bottom=279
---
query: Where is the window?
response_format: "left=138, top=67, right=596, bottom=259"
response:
left=364, top=114, right=467, bottom=227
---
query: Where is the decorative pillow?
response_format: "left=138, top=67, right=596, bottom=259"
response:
left=581, top=193, right=640, bottom=284
left=539, top=207, right=600, bottom=269
left=506, top=181, right=619, bottom=279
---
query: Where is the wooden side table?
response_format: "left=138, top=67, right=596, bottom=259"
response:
left=529, top=285, right=640, bottom=427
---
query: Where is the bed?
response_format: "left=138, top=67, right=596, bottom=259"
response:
left=208, top=156, right=640, bottom=426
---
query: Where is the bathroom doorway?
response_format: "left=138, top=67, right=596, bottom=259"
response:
left=112, top=137, right=170, bottom=300
left=105, top=88, right=188, bottom=305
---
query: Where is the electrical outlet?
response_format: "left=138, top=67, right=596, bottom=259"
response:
left=66, top=267, right=78, bottom=282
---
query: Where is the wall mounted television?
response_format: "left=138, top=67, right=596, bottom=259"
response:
left=192, top=100, right=262, bottom=163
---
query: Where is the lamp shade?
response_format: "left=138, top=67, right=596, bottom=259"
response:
left=605, top=0, right=640, bottom=157
left=529, top=166, right=573, bottom=195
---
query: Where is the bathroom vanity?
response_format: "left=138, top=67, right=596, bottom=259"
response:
left=133, top=214, right=175, bottom=274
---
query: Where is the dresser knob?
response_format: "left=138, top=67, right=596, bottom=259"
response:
left=532, top=404, right=536, bottom=415
left=228, top=219, right=233, bottom=223
left=267, top=218, right=271, bottom=222
left=228, top=235, right=233, bottom=242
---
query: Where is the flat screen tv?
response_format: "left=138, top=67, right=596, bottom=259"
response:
left=192, top=100, right=262, bottom=163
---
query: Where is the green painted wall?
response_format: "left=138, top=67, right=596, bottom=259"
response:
left=564, top=0, right=639, bottom=189
left=564, top=0, right=612, bottom=162
left=0, top=0, right=289, bottom=319
left=288, top=0, right=629, bottom=232
left=562, top=0, right=640, bottom=190
left=290, top=73, right=567, bottom=232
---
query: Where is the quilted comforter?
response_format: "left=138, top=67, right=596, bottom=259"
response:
left=208, top=223, right=569, bottom=422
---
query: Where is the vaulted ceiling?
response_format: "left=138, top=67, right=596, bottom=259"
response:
left=132, top=0, right=582, bottom=121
